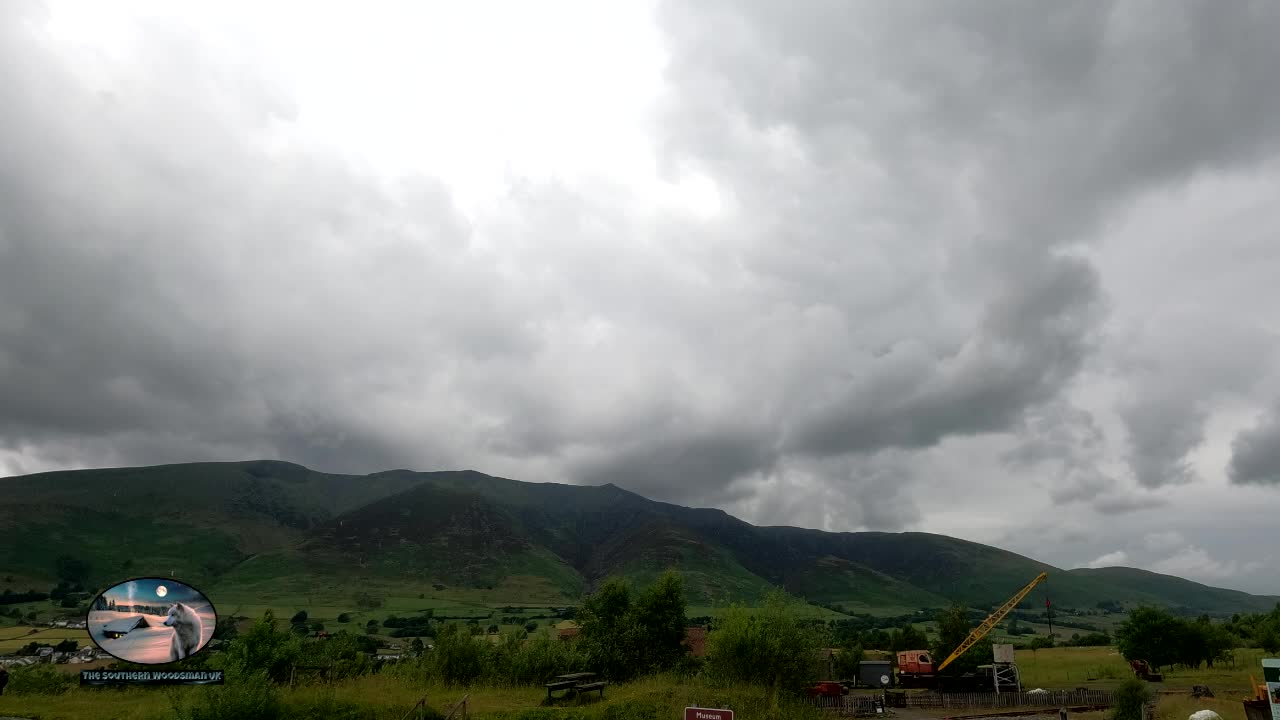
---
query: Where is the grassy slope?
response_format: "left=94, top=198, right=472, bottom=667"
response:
left=1068, top=566, right=1280, bottom=613
left=4, top=460, right=1279, bottom=614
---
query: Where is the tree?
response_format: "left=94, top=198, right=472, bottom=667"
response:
left=54, top=556, right=90, bottom=585
left=574, top=572, right=690, bottom=681
left=832, top=642, right=864, bottom=681
left=704, top=589, right=824, bottom=698
left=524, top=620, right=538, bottom=633
left=290, top=610, right=308, bottom=624
left=1116, top=607, right=1183, bottom=670
left=631, top=571, right=688, bottom=670
left=223, top=610, right=304, bottom=683
left=337, top=613, right=352, bottom=623
left=577, top=578, right=642, bottom=680
left=931, top=604, right=994, bottom=675
left=890, top=624, right=929, bottom=654
left=410, top=637, right=425, bottom=656
left=1027, top=636, right=1055, bottom=652
left=1257, top=621, right=1280, bottom=654
left=310, top=622, right=325, bottom=633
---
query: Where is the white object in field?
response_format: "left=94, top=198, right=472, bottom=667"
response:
left=1189, top=711, right=1222, bottom=720
left=1028, top=688, right=1047, bottom=694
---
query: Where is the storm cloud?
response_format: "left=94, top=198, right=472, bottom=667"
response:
left=3, top=0, right=1280, bottom=592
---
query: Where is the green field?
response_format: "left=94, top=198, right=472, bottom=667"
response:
left=1015, top=645, right=1269, bottom=694
left=2, top=651, right=1272, bottom=720
left=0, top=626, right=91, bottom=653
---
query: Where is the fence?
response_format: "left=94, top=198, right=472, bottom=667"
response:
left=808, top=690, right=1118, bottom=714
left=898, top=690, right=1116, bottom=709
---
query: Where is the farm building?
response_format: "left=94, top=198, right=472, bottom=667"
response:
left=101, top=615, right=150, bottom=638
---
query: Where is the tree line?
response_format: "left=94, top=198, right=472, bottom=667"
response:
left=1115, top=605, right=1280, bottom=670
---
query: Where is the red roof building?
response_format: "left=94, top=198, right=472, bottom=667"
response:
left=683, top=626, right=707, bottom=657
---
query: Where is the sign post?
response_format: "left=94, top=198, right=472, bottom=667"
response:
left=685, top=708, right=733, bottom=720
left=1263, top=659, right=1279, bottom=720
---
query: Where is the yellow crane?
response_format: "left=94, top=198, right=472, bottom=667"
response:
left=936, top=571, right=1049, bottom=672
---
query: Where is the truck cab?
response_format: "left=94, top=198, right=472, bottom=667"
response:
left=897, top=650, right=934, bottom=675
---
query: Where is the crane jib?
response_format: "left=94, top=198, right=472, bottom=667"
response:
left=935, top=572, right=1049, bottom=672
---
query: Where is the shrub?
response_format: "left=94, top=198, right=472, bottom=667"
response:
left=432, top=624, right=489, bottom=686
left=222, top=611, right=304, bottom=683
left=174, top=670, right=282, bottom=720
left=337, top=613, right=352, bottom=623
left=1111, top=677, right=1153, bottom=720
left=8, top=663, right=75, bottom=695
left=287, top=691, right=381, bottom=720
left=704, top=589, right=824, bottom=696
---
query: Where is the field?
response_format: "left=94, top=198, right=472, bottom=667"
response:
left=0, top=673, right=843, bottom=720
left=0, top=626, right=92, bottom=654
left=3, top=645, right=1274, bottom=720
left=1015, top=646, right=1270, bottom=695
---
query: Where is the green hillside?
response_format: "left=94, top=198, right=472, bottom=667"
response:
left=1, top=460, right=1276, bottom=615
left=1066, top=566, right=1280, bottom=614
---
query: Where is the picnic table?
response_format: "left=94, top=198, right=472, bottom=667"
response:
left=546, top=672, right=608, bottom=701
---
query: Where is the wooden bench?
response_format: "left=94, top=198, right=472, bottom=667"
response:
left=545, top=680, right=577, bottom=700
left=575, top=681, right=607, bottom=698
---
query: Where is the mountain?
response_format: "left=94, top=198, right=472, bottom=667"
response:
left=2, top=460, right=1277, bottom=615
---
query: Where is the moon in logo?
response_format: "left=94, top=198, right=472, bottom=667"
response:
left=156, top=585, right=168, bottom=598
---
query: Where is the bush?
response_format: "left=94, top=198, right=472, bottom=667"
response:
left=174, top=670, right=282, bottom=720
left=432, top=624, right=489, bottom=686
left=287, top=691, right=380, bottom=720
left=301, top=631, right=373, bottom=680
left=704, top=589, right=824, bottom=696
left=222, top=611, right=304, bottom=683
left=337, top=613, right=352, bottom=623
left=8, top=663, right=75, bottom=695
left=1111, top=677, right=1153, bottom=720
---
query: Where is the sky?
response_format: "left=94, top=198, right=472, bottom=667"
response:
left=99, top=578, right=208, bottom=608
left=3, top=1, right=1280, bottom=594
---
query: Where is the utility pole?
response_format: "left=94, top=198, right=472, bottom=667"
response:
left=1045, top=597, right=1053, bottom=641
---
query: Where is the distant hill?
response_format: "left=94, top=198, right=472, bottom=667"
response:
left=2, top=460, right=1277, bottom=614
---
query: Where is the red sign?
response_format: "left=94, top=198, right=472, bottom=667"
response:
left=685, top=708, right=733, bottom=720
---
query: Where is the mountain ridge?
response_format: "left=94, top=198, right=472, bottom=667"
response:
left=2, top=459, right=1276, bottom=614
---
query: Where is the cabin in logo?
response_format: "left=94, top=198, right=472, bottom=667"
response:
left=101, top=615, right=150, bottom=639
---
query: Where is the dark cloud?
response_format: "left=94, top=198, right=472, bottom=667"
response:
left=1115, top=313, right=1275, bottom=488
left=3, top=1, right=1280, bottom=591
left=572, top=423, right=778, bottom=504
left=1228, top=405, right=1280, bottom=486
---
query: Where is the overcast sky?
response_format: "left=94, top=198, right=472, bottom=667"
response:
left=4, top=0, right=1280, bottom=594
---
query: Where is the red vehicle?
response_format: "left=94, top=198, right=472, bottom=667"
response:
left=808, top=681, right=848, bottom=698
left=896, top=650, right=938, bottom=689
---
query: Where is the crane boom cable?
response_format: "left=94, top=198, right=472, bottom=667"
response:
left=936, top=571, right=1049, bottom=672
